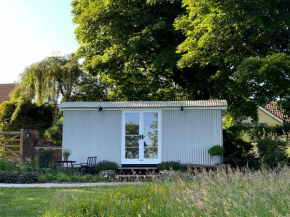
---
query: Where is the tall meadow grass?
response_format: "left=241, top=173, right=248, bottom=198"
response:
left=45, top=166, right=290, bottom=217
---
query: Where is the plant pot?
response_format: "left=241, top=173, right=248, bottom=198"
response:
left=99, top=170, right=115, bottom=177
left=211, top=155, right=222, bottom=165
left=63, top=156, right=68, bottom=161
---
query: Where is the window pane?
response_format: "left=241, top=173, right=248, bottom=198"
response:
left=125, top=113, right=139, bottom=125
left=125, top=148, right=139, bottom=159
left=144, top=148, right=158, bottom=159
left=125, top=136, right=139, bottom=148
left=144, top=112, right=158, bottom=125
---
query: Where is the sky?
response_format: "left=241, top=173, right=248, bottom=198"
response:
left=0, top=0, right=79, bottom=84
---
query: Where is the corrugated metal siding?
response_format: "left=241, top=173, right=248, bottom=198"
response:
left=63, top=110, right=122, bottom=165
left=162, top=109, right=222, bottom=164
left=59, top=100, right=227, bottom=109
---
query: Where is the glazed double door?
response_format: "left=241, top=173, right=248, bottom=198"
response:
left=122, top=111, right=161, bottom=164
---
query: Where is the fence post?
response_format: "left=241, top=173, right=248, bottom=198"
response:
left=20, top=129, right=24, bottom=158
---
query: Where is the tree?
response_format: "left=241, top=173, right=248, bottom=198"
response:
left=175, top=0, right=290, bottom=120
left=12, top=55, right=83, bottom=105
left=71, top=0, right=221, bottom=100
left=0, top=101, right=53, bottom=134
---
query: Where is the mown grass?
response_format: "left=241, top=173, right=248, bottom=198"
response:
left=46, top=167, right=290, bottom=217
left=0, top=187, right=101, bottom=217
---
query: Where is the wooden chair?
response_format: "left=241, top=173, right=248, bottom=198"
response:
left=76, top=156, right=97, bottom=174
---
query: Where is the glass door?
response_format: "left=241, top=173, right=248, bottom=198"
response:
left=143, top=112, right=159, bottom=163
left=124, top=112, right=141, bottom=164
left=122, top=111, right=160, bottom=164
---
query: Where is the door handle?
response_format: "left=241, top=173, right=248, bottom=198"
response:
left=141, top=135, right=144, bottom=140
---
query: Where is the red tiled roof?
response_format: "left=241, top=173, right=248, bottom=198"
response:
left=0, top=83, right=16, bottom=104
left=264, top=102, right=290, bottom=123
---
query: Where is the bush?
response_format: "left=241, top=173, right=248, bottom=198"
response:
left=0, top=158, right=38, bottom=172
left=0, top=171, right=39, bottom=183
left=223, top=124, right=290, bottom=168
left=95, top=161, right=119, bottom=171
left=253, top=135, right=290, bottom=168
left=70, top=174, right=84, bottom=182
left=38, top=173, right=56, bottom=182
left=208, top=145, right=224, bottom=156
left=158, top=161, right=181, bottom=170
left=56, top=173, right=70, bottom=182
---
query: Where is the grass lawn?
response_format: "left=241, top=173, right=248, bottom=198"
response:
left=1, top=167, right=290, bottom=217
left=0, top=187, right=98, bottom=217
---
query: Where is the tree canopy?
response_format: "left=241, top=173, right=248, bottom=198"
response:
left=175, top=0, right=290, bottom=119
left=70, top=0, right=290, bottom=120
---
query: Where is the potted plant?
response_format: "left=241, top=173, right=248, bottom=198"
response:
left=95, top=160, right=119, bottom=177
left=208, top=145, right=224, bottom=165
left=62, top=149, right=72, bottom=161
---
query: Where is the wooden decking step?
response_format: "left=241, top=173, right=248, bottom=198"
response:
left=118, top=167, right=157, bottom=170
left=116, top=175, right=158, bottom=179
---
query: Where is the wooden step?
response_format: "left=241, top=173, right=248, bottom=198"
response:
left=116, top=175, right=158, bottom=179
left=118, top=167, right=157, bottom=171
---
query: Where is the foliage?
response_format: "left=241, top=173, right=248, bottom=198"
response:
left=0, top=100, right=53, bottom=134
left=0, top=158, right=38, bottom=172
left=72, top=0, right=205, bottom=101
left=11, top=55, right=83, bottom=106
left=175, top=0, right=290, bottom=120
left=38, top=173, right=55, bottom=182
left=0, top=171, right=39, bottom=183
left=62, top=149, right=72, bottom=158
left=95, top=160, right=119, bottom=171
left=56, top=172, right=70, bottom=182
left=157, top=161, right=181, bottom=170
left=47, top=167, right=290, bottom=217
left=208, top=145, right=224, bottom=156
left=44, top=117, right=63, bottom=146
left=253, top=134, right=290, bottom=168
left=70, top=74, right=111, bottom=101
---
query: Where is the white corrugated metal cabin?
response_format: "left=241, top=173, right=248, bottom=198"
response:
left=59, top=100, right=227, bottom=166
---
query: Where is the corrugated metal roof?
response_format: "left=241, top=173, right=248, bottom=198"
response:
left=59, top=100, right=227, bottom=109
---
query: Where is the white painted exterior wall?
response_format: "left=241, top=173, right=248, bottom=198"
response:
left=63, top=110, right=122, bottom=164
left=162, top=109, right=222, bottom=164
left=62, top=108, right=223, bottom=165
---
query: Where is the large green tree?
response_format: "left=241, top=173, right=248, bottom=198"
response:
left=175, top=0, right=290, bottom=120
left=72, top=0, right=221, bottom=100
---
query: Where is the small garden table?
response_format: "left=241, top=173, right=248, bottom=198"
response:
left=55, top=160, right=76, bottom=173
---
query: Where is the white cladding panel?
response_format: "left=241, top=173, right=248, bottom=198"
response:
left=162, top=109, right=222, bottom=164
left=63, top=110, right=122, bottom=165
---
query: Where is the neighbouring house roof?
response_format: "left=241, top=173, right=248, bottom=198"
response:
left=0, top=83, right=16, bottom=104
left=261, top=102, right=290, bottom=123
left=59, top=100, right=227, bottom=110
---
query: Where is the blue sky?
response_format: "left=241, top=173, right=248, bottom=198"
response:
left=0, top=0, right=79, bottom=83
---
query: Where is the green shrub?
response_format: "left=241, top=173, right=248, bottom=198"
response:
left=56, top=173, right=70, bottom=182
left=70, top=174, right=84, bottom=182
left=0, top=159, right=18, bottom=171
left=254, top=135, right=290, bottom=167
left=158, top=161, right=181, bottom=170
left=95, top=160, right=119, bottom=171
left=208, top=145, right=224, bottom=156
left=17, top=172, right=39, bottom=183
left=83, top=174, right=93, bottom=182
left=0, top=171, right=39, bottom=183
left=38, top=174, right=46, bottom=182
